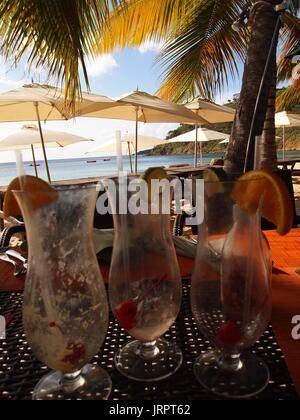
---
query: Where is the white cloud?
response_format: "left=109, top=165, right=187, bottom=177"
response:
left=215, top=90, right=240, bottom=105
left=86, top=54, right=119, bottom=77
left=138, top=123, right=178, bottom=139
left=0, top=55, right=6, bottom=77
left=0, top=55, right=26, bottom=89
left=138, top=40, right=164, bottom=54
left=0, top=77, right=25, bottom=87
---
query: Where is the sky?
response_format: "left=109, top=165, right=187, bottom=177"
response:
left=0, top=41, right=242, bottom=163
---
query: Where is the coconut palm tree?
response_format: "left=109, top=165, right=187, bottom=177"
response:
left=260, top=12, right=300, bottom=170
left=99, top=0, right=252, bottom=102
left=0, top=1, right=298, bottom=171
left=97, top=0, right=299, bottom=172
left=277, top=35, right=300, bottom=112
left=0, top=0, right=122, bottom=109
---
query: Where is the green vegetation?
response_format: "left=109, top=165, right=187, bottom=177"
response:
left=150, top=118, right=300, bottom=156
left=150, top=140, right=226, bottom=156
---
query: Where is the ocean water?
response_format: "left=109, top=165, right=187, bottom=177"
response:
left=0, top=151, right=299, bottom=187
left=0, top=153, right=219, bottom=187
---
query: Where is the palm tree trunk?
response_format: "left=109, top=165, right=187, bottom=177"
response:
left=260, top=59, right=278, bottom=171
left=224, top=0, right=281, bottom=174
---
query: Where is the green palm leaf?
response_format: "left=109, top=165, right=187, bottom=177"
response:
left=276, top=12, right=300, bottom=111
left=277, top=13, right=300, bottom=82
left=0, top=0, right=122, bottom=109
left=156, top=0, right=251, bottom=101
left=0, top=0, right=298, bottom=111
left=277, top=79, right=300, bottom=111
left=98, top=0, right=193, bottom=52
left=98, top=0, right=252, bottom=101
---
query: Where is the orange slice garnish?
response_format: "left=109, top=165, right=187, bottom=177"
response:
left=3, top=176, right=57, bottom=218
left=233, top=170, right=293, bottom=236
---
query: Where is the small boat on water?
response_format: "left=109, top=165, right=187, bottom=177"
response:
left=86, top=160, right=97, bottom=164
left=30, top=163, right=40, bottom=167
left=103, top=158, right=111, bottom=162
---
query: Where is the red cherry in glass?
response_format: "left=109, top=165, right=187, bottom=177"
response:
left=115, top=300, right=138, bottom=331
left=216, top=321, right=241, bottom=345
left=62, top=341, right=86, bottom=366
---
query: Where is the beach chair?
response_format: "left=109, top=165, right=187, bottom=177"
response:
left=0, top=191, right=26, bottom=247
left=0, top=220, right=26, bottom=248
left=0, top=188, right=114, bottom=247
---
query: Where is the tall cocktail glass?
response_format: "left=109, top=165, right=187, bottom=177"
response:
left=191, top=179, right=271, bottom=398
left=107, top=176, right=182, bottom=382
left=14, top=185, right=111, bottom=400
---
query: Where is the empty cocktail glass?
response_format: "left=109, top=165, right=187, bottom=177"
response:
left=14, top=185, right=111, bottom=400
left=107, top=176, right=182, bottom=381
left=191, top=179, right=271, bottom=398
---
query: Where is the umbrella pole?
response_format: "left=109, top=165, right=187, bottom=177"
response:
left=127, top=141, right=133, bottom=173
left=34, top=102, right=51, bottom=183
left=283, top=126, right=286, bottom=161
left=135, top=107, right=139, bottom=174
left=194, top=125, right=198, bottom=168
left=200, top=141, right=203, bottom=166
left=31, top=144, right=39, bottom=177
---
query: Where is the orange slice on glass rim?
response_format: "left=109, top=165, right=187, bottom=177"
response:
left=3, top=175, right=57, bottom=218
left=233, top=170, right=293, bottom=236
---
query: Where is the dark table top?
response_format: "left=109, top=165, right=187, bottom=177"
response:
left=0, top=281, right=298, bottom=400
left=278, top=158, right=300, bottom=164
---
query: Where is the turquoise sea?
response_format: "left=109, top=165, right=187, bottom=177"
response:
left=0, top=151, right=299, bottom=187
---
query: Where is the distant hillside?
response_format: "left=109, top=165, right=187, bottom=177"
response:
left=151, top=140, right=227, bottom=156
left=150, top=112, right=300, bottom=155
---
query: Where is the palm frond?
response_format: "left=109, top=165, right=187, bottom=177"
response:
left=276, top=79, right=300, bottom=111
left=277, top=13, right=300, bottom=82
left=276, top=12, right=300, bottom=111
left=97, top=0, right=194, bottom=53
left=156, top=0, right=251, bottom=102
left=0, top=0, right=122, bottom=108
left=98, top=0, right=252, bottom=102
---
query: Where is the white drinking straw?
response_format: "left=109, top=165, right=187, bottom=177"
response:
left=15, top=150, right=26, bottom=190
left=116, top=130, right=124, bottom=174
left=254, top=135, right=263, bottom=170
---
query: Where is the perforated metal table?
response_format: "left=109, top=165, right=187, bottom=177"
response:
left=0, top=281, right=298, bottom=400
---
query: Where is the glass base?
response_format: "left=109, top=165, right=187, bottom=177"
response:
left=115, top=338, right=182, bottom=382
left=194, top=352, right=270, bottom=399
left=32, top=364, right=112, bottom=400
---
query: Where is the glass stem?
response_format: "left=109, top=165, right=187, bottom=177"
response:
left=217, top=353, right=243, bottom=372
left=136, top=340, right=160, bottom=360
left=60, top=369, right=85, bottom=393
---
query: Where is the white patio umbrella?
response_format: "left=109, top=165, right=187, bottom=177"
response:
left=219, top=138, right=230, bottom=144
left=87, top=133, right=168, bottom=173
left=80, top=90, right=205, bottom=173
left=169, top=128, right=229, bottom=143
left=88, top=140, right=128, bottom=154
left=0, top=125, right=94, bottom=177
left=169, top=128, right=229, bottom=166
left=275, top=111, right=300, bottom=160
left=122, top=133, right=168, bottom=172
left=184, top=98, right=235, bottom=166
left=0, top=84, right=116, bottom=182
